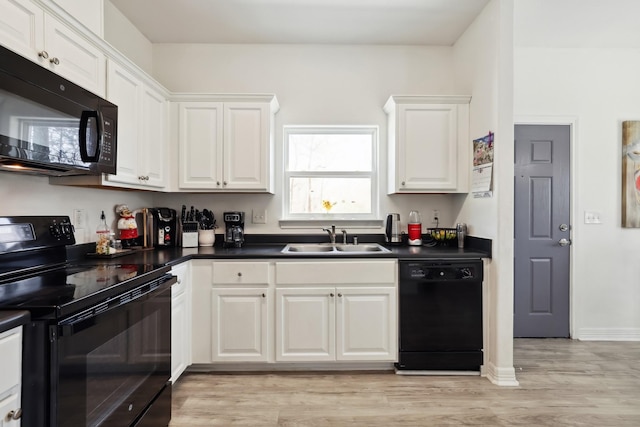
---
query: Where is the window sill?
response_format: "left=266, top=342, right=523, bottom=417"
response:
left=279, top=219, right=384, bottom=229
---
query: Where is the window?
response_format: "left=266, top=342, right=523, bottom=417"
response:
left=283, top=126, right=378, bottom=222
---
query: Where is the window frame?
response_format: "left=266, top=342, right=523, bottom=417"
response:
left=281, top=125, right=380, bottom=225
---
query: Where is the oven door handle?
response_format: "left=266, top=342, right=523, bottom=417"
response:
left=58, top=275, right=175, bottom=337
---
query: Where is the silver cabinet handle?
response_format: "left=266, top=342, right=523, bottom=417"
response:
left=38, top=50, right=49, bottom=59
left=50, top=57, right=60, bottom=65
left=329, top=293, right=334, bottom=297
left=338, top=293, right=342, bottom=297
left=216, top=181, right=221, bottom=186
left=401, top=181, right=406, bottom=186
left=237, top=272, right=242, bottom=277
left=559, top=238, right=571, bottom=246
left=223, top=181, right=228, bottom=186
left=6, top=408, right=22, bottom=420
left=261, top=293, right=266, bottom=298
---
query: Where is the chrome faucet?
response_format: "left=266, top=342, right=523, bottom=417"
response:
left=322, top=225, right=336, bottom=244
left=341, top=229, right=348, bottom=244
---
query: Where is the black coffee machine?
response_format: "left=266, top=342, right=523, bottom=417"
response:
left=223, top=211, right=245, bottom=248
left=151, top=208, right=177, bottom=247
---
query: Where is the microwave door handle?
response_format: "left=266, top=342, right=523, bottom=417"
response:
left=79, top=110, right=102, bottom=162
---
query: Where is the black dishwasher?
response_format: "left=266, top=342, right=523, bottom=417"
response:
left=396, top=259, right=483, bottom=372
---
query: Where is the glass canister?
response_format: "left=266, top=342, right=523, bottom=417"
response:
left=96, top=210, right=111, bottom=255
left=407, top=210, right=422, bottom=246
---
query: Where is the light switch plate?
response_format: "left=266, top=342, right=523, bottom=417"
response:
left=584, top=211, right=602, bottom=224
left=252, top=209, right=267, bottom=224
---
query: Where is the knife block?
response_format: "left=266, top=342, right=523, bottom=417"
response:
left=181, top=221, right=199, bottom=248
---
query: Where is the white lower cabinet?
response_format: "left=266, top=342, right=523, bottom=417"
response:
left=171, top=262, right=191, bottom=382
left=191, top=260, right=272, bottom=363
left=211, top=288, right=270, bottom=362
left=191, top=259, right=397, bottom=367
left=275, top=260, right=397, bottom=363
left=0, top=326, right=22, bottom=427
left=276, top=287, right=396, bottom=362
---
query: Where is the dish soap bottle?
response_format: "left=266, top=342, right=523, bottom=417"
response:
left=407, top=210, right=422, bottom=246
left=96, top=211, right=111, bottom=255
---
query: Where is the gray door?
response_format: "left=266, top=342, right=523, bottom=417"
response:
left=514, top=125, right=571, bottom=337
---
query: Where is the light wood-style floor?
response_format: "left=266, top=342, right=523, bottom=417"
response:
left=170, top=339, right=640, bottom=426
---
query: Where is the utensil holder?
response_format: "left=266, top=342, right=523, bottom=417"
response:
left=197, top=229, right=215, bottom=246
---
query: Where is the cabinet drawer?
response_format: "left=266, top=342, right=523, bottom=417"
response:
left=275, top=261, right=396, bottom=285
left=213, top=262, right=270, bottom=285
left=0, top=326, right=22, bottom=393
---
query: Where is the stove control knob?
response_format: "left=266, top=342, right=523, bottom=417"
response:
left=62, top=223, right=74, bottom=236
left=50, top=225, right=61, bottom=237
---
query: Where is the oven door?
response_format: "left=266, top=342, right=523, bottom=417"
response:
left=55, top=276, right=173, bottom=427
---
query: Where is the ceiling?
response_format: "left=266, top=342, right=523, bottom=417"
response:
left=108, top=0, right=490, bottom=46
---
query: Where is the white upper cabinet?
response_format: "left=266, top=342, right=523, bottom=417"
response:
left=0, top=0, right=106, bottom=97
left=176, top=95, right=279, bottom=193
left=105, top=60, right=167, bottom=189
left=49, top=0, right=104, bottom=37
left=384, top=95, right=471, bottom=194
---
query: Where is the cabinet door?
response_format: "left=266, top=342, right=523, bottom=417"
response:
left=190, top=261, right=213, bottom=363
left=395, top=103, right=458, bottom=192
left=0, top=0, right=44, bottom=60
left=211, top=288, right=269, bottom=362
left=223, top=102, right=270, bottom=191
left=171, top=262, right=190, bottom=381
left=0, top=392, right=21, bottom=427
left=275, top=288, right=335, bottom=362
left=106, top=61, right=142, bottom=185
left=178, top=102, right=224, bottom=189
left=171, top=290, right=187, bottom=382
left=43, top=14, right=105, bottom=97
left=336, top=287, right=397, bottom=361
left=140, top=84, right=167, bottom=188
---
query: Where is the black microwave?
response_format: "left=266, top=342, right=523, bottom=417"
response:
left=0, top=44, right=117, bottom=176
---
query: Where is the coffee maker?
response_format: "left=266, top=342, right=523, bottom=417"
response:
left=223, top=211, right=245, bottom=248
left=151, top=207, right=177, bottom=247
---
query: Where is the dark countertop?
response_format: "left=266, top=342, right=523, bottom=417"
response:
left=0, top=310, right=30, bottom=333
left=70, top=239, right=491, bottom=268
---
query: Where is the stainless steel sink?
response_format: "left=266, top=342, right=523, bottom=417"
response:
left=282, top=244, right=335, bottom=252
left=281, top=243, right=390, bottom=254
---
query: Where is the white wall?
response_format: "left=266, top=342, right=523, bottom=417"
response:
left=103, top=0, right=153, bottom=74
left=514, top=0, right=640, bottom=340
left=0, top=172, right=154, bottom=244
left=151, top=43, right=464, bottom=235
left=453, top=0, right=517, bottom=385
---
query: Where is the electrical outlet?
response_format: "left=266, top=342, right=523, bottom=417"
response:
left=73, top=209, right=86, bottom=228
left=252, top=209, right=267, bottom=224
left=432, top=209, right=440, bottom=225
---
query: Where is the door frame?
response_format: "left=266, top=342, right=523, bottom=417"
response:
left=514, top=116, right=578, bottom=338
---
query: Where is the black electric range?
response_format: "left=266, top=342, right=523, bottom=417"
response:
left=0, top=216, right=173, bottom=427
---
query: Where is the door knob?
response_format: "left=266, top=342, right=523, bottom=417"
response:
left=559, top=238, right=571, bottom=246
left=559, top=224, right=569, bottom=232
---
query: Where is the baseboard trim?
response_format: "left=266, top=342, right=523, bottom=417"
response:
left=575, top=328, right=640, bottom=341
left=484, top=361, right=519, bottom=386
left=187, top=362, right=395, bottom=372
